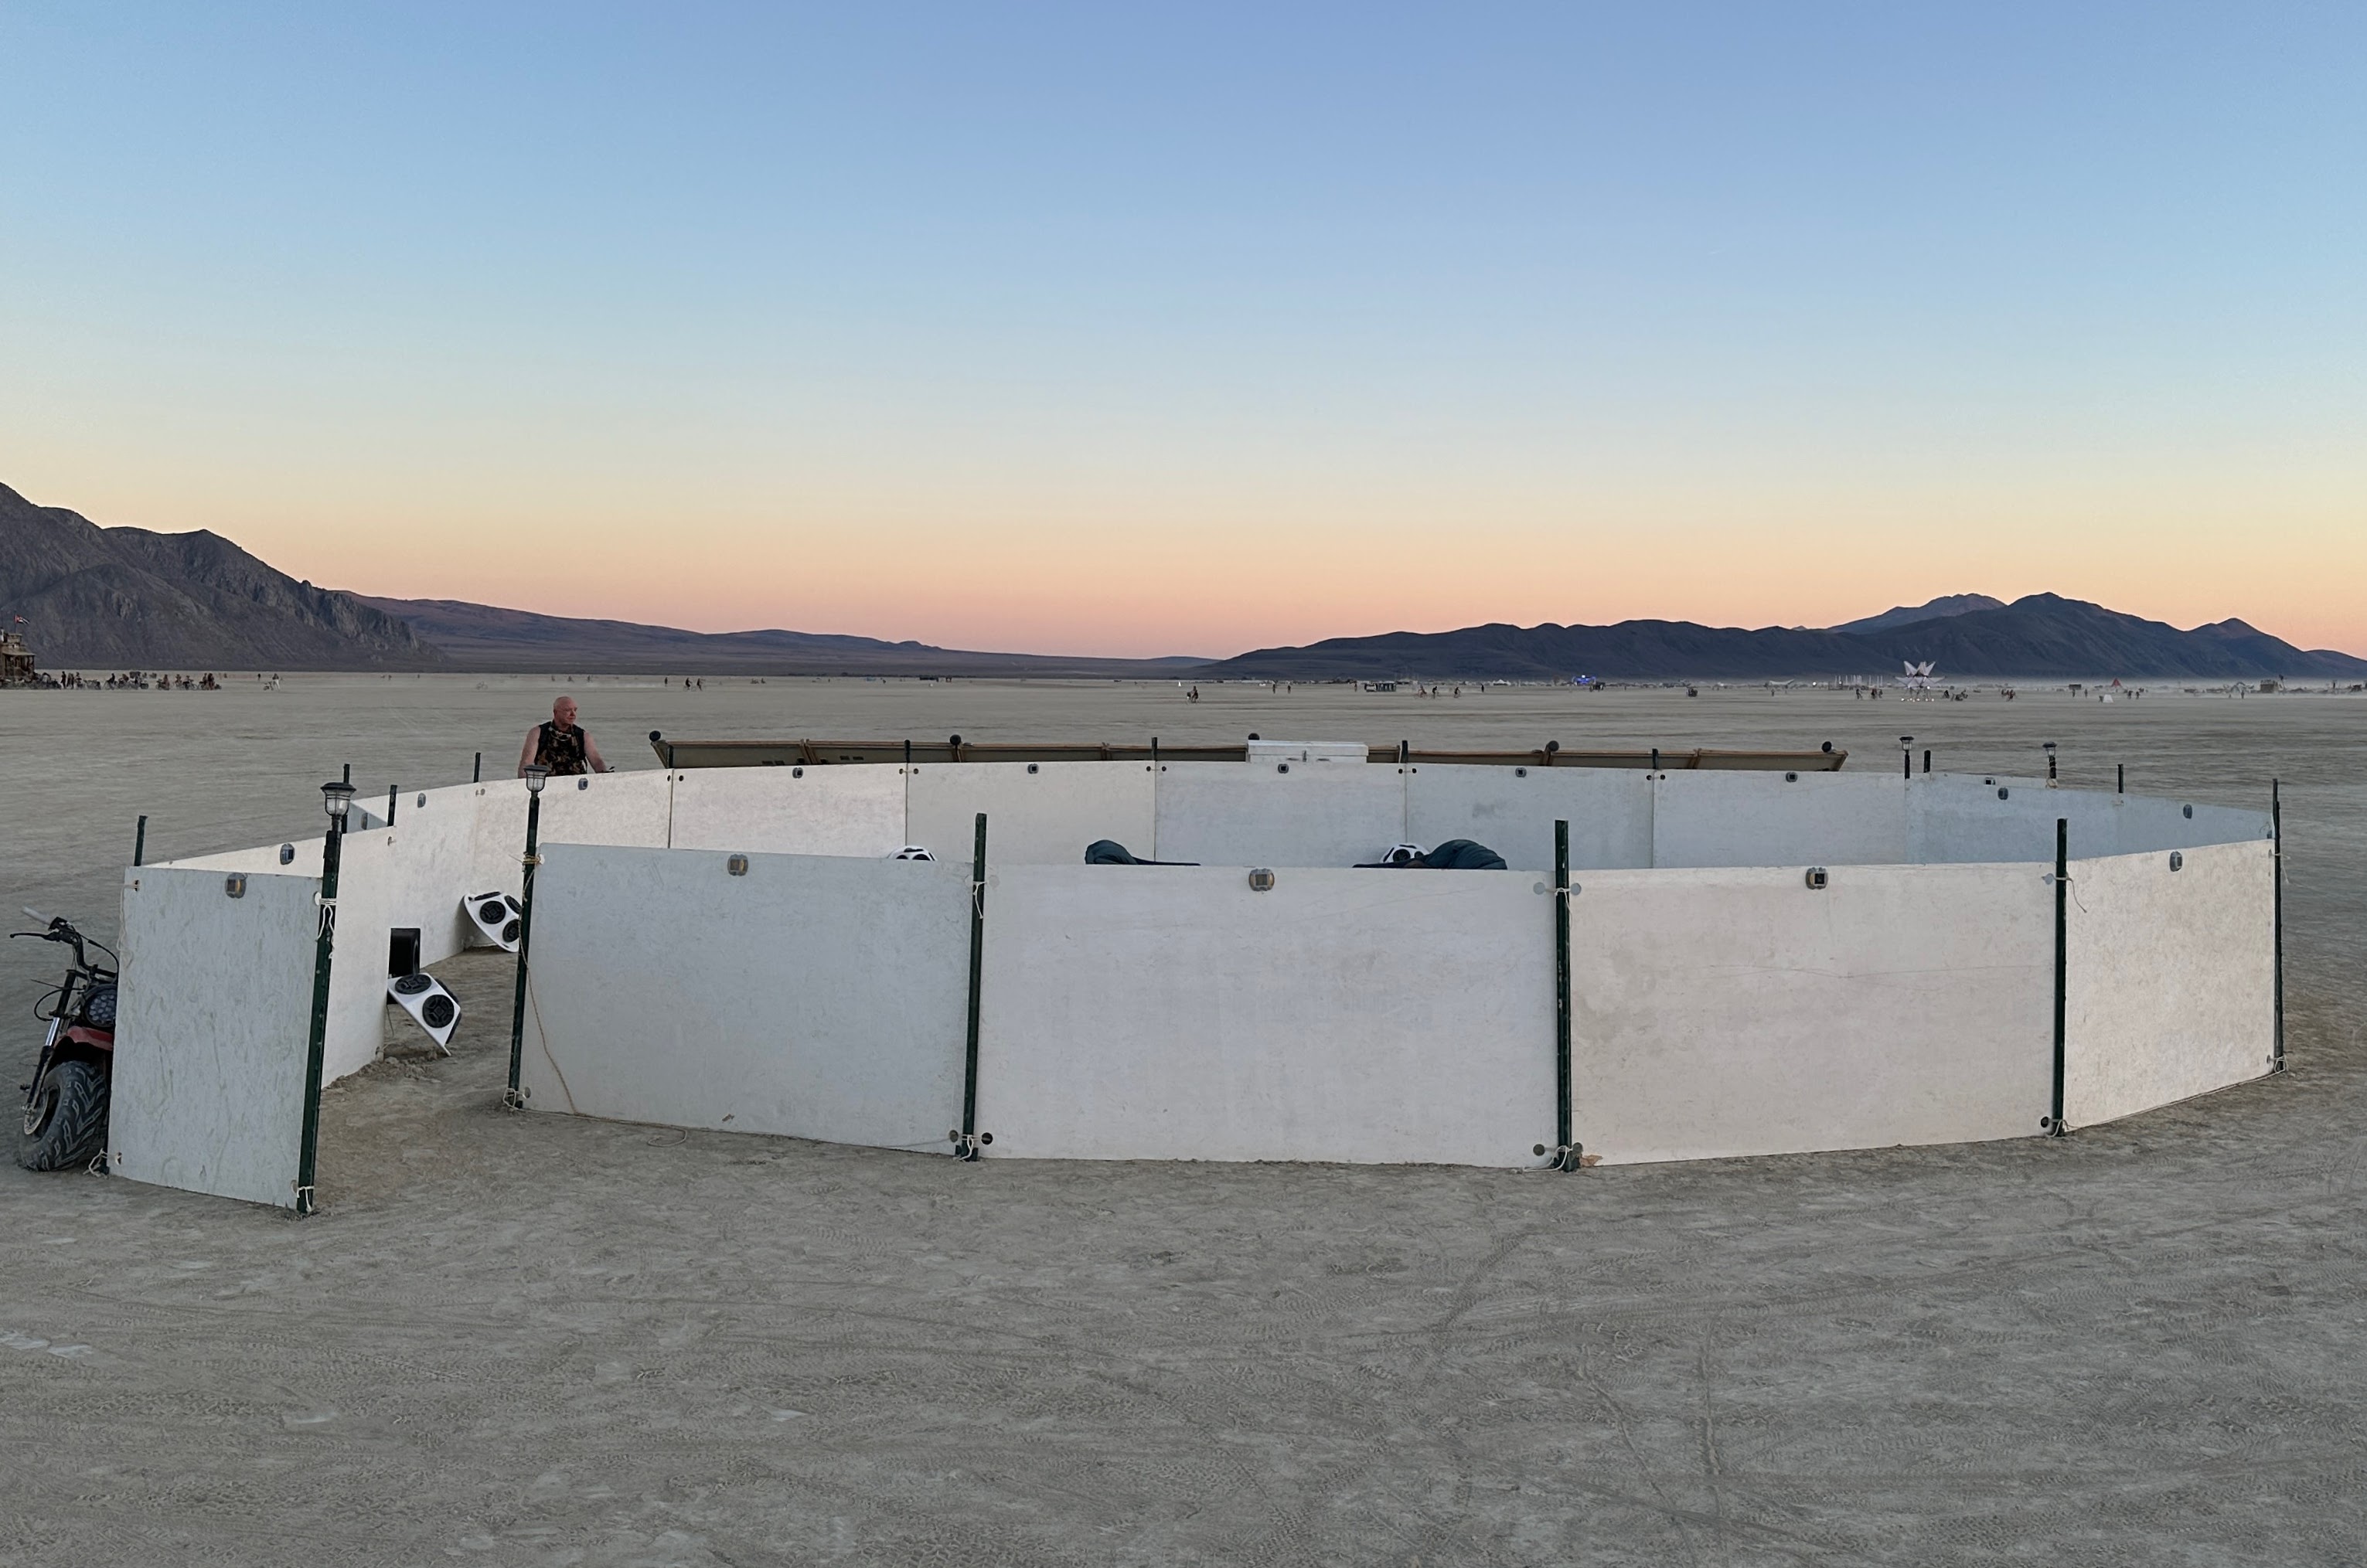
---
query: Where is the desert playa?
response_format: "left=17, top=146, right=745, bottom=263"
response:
left=3, top=676, right=2362, bottom=1564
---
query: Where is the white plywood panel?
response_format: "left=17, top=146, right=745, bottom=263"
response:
left=975, top=866, right=1555, bottom=1165
left=531, top=767, right=676, bottom=848
left=519, top=845, right=970, bottom=1150
left=1906, top=774, right=2079, bottom=866
left=1404, top=764, right=1652, bottom=872
left=318, top=797, right=488, bottom=1083
left=1570, top=862, right=2054, bottom=1164
left=668, top=764, right=908, bottom=858
left=2109, top=797, right=2274, bottom=856
left=111, top=866, right=318, bottom=1209
left=1651, top=771, right=1909, bottom=869
left=1153, top=762, right=1408, bottom=869
left=162, top=840, right=324, bottom=875
left=1907, top=777, right=2273, bottom=866
left=906, top=760, right=1156, bottom=867
left=2063, top=839, right=2274, bottom=1128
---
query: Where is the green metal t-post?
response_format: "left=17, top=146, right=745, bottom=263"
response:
left=505, top=785, right=545, bottom=1107
left=2272, top=779, right=2284, bottom=1072
left=958, top=812, right=988, bottom=1158
left=2049, top=817, right=2069, bottom=1135
left=1554, top=819, right=1573, bottom=1168
left=295, top=798, right=350, bottom=1214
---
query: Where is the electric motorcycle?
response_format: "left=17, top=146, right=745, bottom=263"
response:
left=13, top=910, right=116, bottom=1172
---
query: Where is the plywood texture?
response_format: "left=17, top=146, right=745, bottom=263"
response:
left=976, top=865, right=1555, bottom=1165
left=519, top=845, right=971, bottom=1149
left=1652, top=770, right=1909, bottom=868
left=1152, top=762, right=1408, bottom=868
left=1569, top=862, right=2055, bottom=1163
left=111, top=866, right=318, bottom=1208
left=2065, top=838, right=2275, bottom=1127
left=907, top=760, right=1155, bottom=866
left=1403, top=764, right=1652, bottom=872
left=668, top=764, right=906, bottom=858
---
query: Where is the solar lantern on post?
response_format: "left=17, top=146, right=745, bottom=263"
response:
left=505, top=765, right=549, bottom=1109
left=295, top=778, right=356, bottom=1216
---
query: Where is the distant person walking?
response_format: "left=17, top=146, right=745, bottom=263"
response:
left=519, top=696, right=611, bottom=777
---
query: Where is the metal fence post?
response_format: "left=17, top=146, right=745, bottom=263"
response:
left=1554, top=819, right=1574, bottom=1168
left=504, top=782, right=546, bottom=1107
left=297, top=785, right=353, bottom=1213
left=2273, top=779, right=2285, bottom=1072
left=958, top=813, right=988, bottom=1158
left=2049, top=817, right=2069, bottom=1135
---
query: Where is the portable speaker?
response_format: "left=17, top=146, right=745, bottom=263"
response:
left=387, top=971, right=461, bottom=1053
left=461, top=891, right=524, bottom=952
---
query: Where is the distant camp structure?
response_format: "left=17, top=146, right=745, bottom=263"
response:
left=0, top=626, right=36, bottom=687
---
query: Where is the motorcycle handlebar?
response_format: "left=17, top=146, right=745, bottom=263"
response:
left=10, top=913, right=107, bottom=971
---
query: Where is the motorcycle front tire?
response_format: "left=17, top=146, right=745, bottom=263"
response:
left=18, top=1059, right=109, bottom=1172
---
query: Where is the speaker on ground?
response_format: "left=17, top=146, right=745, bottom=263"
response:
left=461, top=891, right=523, bottom=952
left=387, top=971, right=462, bottom=1053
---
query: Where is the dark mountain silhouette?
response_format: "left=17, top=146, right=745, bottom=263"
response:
left=0, top=480, right=1199, bottom=675
left=1202, top=594, right=2367, bottom=682
left=11, top=479, right=2360, bottom=682
left=1831, top=594, right=2005, bottom=634
left=0, top=483, right=441, bottom=671
left=357, top=595, right=1206, bottom=677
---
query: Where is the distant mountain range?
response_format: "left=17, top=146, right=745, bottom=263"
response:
left=353, top=596, right=1204, bottom=677
left=0, top=482, right=441, bottom=671
left=5, top=481, right=2362, bottom=681
left=1202, top=594, right=2367, bottom=682
left=0, top=481, right=1193, bottom=675
left=1831, top=594, right=2006, bottom=634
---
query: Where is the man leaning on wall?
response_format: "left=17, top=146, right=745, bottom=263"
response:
left=519, top=696, right=613, bottom=777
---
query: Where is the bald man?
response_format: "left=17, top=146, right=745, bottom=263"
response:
left=519, top=696, right=612, bottom=777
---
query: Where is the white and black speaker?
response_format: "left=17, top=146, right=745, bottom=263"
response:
left=462, top=891, right=523, bottom=952
left=387, top=971, right=462, bottom=1053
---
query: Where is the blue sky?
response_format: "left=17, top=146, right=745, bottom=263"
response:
left=4, top=3, right=2362, bottom=655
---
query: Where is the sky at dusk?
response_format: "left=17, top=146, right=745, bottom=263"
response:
left=3, top=2, right=2362, bottom=658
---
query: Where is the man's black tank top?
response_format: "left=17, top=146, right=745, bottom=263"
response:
left=534, top=722, right=589, bottom=775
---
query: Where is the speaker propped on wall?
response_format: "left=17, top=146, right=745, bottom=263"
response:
left=387, top=972, right=461, bottom=1053
left=462, top=891, right=523, bottom=952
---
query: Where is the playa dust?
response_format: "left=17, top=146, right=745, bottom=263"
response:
left=1, top=677, right=2362, bottom=1565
